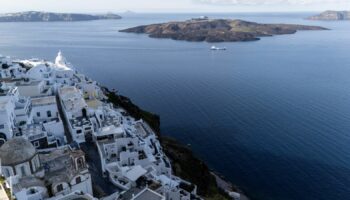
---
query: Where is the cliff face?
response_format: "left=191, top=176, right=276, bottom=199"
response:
left=103, top=88, right=232, bottom=200
left=307, top=11, right=350, bottom=20
left=0, top=11, right=121, bottom=22
left=120, top=19, right=328, bottom=43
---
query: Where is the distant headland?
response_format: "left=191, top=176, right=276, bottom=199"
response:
left=120, top=18, right=328, bottom=43
left=0, top=11, right=121, bottom=22
left=307, top=11, right=350, bottom=21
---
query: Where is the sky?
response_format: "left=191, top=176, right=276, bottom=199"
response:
left=0, top=0, right=349, bottom=13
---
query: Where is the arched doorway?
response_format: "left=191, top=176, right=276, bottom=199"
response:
left=82, top=108, right=87, bottom=119
left=0, top=132, right=7, bottom=146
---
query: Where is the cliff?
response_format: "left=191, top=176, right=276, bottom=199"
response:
left=120, top=19, right=328, bottom=43
left=307, top=11, right=350, bottom=21
left=103, top=88, right=236, bottom=200
left=0, top=11, right=121, bottom=22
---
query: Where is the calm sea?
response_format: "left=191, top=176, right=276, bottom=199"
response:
left=1, top=12, right=350, bottom=200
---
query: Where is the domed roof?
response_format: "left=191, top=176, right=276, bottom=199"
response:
left=0, top=138, right=36, bottom=166
left=26, top=63, right=48, bottom=80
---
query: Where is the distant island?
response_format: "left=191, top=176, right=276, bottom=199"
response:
left=307, top=11, right=350, bottom=21
left=0, top=11, right=121, bottom=22
left=120, top=19, right=328, bottom=43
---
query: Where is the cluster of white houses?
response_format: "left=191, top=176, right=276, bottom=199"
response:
left=0, top=53, right=200, bottom=200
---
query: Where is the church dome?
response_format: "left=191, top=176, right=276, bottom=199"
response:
left=0, top=138, right=36, bottom=166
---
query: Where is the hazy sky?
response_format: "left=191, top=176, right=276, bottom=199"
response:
left=0, top=0, right=349, bottom=13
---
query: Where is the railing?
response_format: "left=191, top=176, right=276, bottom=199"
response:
left=28, top=132, right=46, bottom=141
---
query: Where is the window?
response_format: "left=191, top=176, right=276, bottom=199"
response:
left=34, top=156, right=40, bottom=170
left=76, top=176, right=82, bottom=184
left=20, top=166, right=26, bottom=176
left=33, top=141, right=40, bottom=148
left=77, top=157, right=85, bottom=169
left=36, top=112, right=40, bottom=117
left=3, top=168, right=10, bottom=177
left=0, top=124, right=4, bottom=129
left=76, top=130, right=82, bottom=134
left=56, top=184, right=63, bottom=192
left=47, top=111, right=52, bottom=118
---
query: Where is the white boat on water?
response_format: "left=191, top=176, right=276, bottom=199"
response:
left=211, top=46, right=226, bottom=50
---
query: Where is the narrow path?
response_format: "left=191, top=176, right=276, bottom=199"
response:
left=56, top=94, right=73, bottom=143
left=80, top=143, right=120, bottom=197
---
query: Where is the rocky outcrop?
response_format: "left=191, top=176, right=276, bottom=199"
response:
left=307, top=11, right=350, bottom=21
left=0, top=11, right=121, bottom=22
left=120, top=19, right=328, bottom=43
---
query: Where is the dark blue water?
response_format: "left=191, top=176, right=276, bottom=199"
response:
left=1, top=13, right=350, bottom=200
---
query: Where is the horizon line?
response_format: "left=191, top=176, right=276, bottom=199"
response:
left=0, top=10, right=335, bottom=14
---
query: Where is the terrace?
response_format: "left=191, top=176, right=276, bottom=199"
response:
left=31, top=96, right=56, bottom=107
left=0, top=86, right=18, bottom=97
left=95, top=124, right=125, bottom=141
left=101, top=114, right=120, bottom=127
left=70, top=116, right=92, bottom=129
left=15, top=124, right=56, bottom=145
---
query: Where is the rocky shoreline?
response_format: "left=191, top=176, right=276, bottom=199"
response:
left=211, top=173, right=250, bottom=200
left=120, top=19, right=328, bottom=43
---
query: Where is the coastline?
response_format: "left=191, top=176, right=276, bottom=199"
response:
left=211, top=172, right=250, bottom=200
left=102, top=87, right=249, bottom=200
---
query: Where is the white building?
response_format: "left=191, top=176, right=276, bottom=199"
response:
left=0, top=52, right=202, bottom=200
left=58, top=86, right=88, bottom=119
left=14, top=95, right=32, bottom=125
left=15, top=79, right=52, bottom=98
left=58, top=86, right=95, bottom=143
left=12, top=95, right=66, bottom=148
left=15, top=123, right=60, bottom=149
left=0, top=85, right=17, bottom=144
left=18, top=52, right=74, bottom=88
left=24, top=61, right=53, bottom=82
left=0, top=55, right=25, bottom=79
left=30, top=96, right=60, bottom=123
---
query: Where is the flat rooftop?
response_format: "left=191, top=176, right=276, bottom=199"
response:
left=31, top=96, right=56, bottom=106
left=86, top=99, right=103, bottom=109
left=15, top=80, right=42, bottom=87
left=134, top=189, right=164, bottom=200
left=59, top=86, right=79, bottom=96
left=98, top=125, right=124, bottom=137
